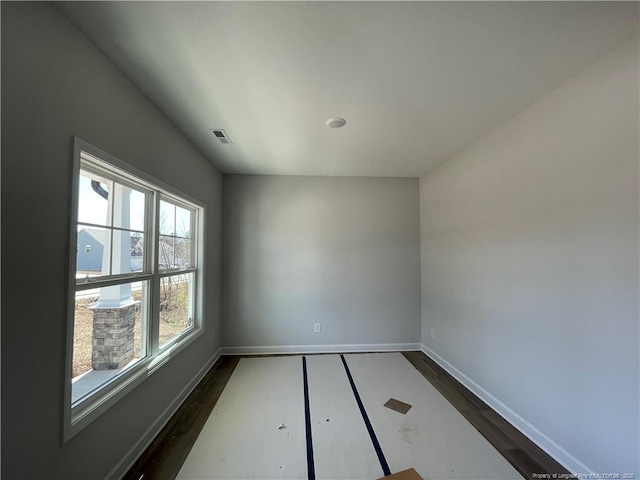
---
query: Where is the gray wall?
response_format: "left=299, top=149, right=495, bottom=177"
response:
left=1, top=3, right=222, bottom=479
left=223, top=175, right=421, bottom=349
left=420, top=37, right=639, bottom=474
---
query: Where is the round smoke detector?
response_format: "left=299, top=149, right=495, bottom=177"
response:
left=326, top=117, right=347, bottom=128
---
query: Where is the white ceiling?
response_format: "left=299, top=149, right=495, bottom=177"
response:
left=59, top=2, right=639, bottom=177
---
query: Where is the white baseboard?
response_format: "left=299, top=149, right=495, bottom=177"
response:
left=107, top=347, right=223, bottom=480
left=420, top=344, right=592, bottom=474
left=222, top=343, right=421, bottom=355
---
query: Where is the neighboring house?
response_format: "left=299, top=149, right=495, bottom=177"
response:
left=76, top=228, right=144, bottom=273
left=158, top=236, right=190, bottom=270
left=76, top=228, right=106, bottom=273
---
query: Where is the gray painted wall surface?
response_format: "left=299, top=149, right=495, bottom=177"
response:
left=420, top=37, right=639, bottom=474
left=1, top=3, right=222, bottom=479
left=222, top=175, right=421, bottom=348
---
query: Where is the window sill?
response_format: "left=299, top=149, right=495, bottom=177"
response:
left=63, top=325, right=204, bottom=443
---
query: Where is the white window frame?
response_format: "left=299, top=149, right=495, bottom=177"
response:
left=63, top=138, right=206, bottom=442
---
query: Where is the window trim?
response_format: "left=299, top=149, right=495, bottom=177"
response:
left=63, top=137, right=207, bottom=443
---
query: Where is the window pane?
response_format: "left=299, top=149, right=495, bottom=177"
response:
left=159, top=200, right=175, bottom=235
left=174, top=237, right=192, bottom=269
left=112, top=231, right=145, bottom=274
left=158, top=236, right=175, bottom=271
left=78, top=171, right=111, bottom=227
left=159, top=273, right=194, bottom=347
left=72, top=280, right=149, bottom=404
left=113, top=184, right=146, bottom=232
left=175, top=205, right=192, bottom=238
left=76, top=227, right=110, bottom=279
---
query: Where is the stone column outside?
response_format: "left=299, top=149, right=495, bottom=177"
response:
left=91, top=301, right=137, bottom=370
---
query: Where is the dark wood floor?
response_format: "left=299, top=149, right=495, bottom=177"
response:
left=123, top=356, right=240, bottom=480
left=124, top=351, right=569, bottom=480
left=402, top=351, right=570, bottom=480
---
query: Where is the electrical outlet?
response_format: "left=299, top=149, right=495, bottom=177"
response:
left=431, top=328, right=436, bottom=339
left=314, top=323, right=321, bottom=333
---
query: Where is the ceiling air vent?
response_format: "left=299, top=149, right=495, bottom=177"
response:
left=211, top=129, right=232, bottom=144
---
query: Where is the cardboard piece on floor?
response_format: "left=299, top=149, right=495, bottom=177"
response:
left=378, top=467, right=423, bottom=480
left=384, top=397, right=412, bottom=414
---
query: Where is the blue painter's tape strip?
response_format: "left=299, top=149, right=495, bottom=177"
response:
left=340, top=354, right=391, bottom=477
left=302, top=356, right=316, bottom=480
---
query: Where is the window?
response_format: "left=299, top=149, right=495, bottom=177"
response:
left=158, top=198, right=196, bottom=346
left=64, top=139, right=205, bottom=441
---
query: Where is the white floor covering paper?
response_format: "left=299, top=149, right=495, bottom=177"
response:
left=177, top=356, right=308, bottom=480
left=177, top=353, right=522, bottom=480
left=306, top=355, right=382, bottom=480
left=343, top=353, right=520, bottom=480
